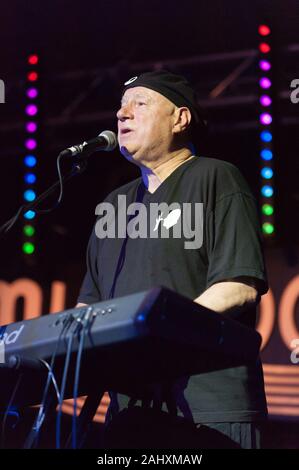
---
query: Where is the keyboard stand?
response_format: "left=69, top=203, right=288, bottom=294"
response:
left=64, top=389, right=106, bottom=449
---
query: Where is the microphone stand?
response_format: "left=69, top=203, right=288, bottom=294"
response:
left=0, top=158, right=87, bottom=236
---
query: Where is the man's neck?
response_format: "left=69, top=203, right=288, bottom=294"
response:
left=140, top=149, right=194, bottom=194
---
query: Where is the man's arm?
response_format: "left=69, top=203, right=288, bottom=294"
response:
left=76, top=303, right=88, bottom=308
left=194, top=277, right=259, bottom=314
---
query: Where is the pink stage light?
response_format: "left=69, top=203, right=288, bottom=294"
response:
left=25, top=104, right=38, bottom=116
left=27, top=87, right=38, bottom=99
left=260, top=113, right=272, bottom=125
left=259, top=60, right=271, bottom=71
left=25, top=138, right=37, bottom=150
left=26, top=122, right=37, bottom=133
left=259, top=77, right=271, bottom=89
left=260, top=95, right=272, bottom=107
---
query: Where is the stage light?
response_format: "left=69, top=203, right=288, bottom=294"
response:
left=24, top=210, right=36, bottom=220
left=23, top=225, right=35, bottom=237
left=258, top=25, right=274, bottom=237
left=22, top=242, right=35, bottom=254
left=261, top=167, right=273, bottom=179
left=24, top=189, right=36, bottom=202
left=24, top=155, right=37, bottom=167
left=28, top=55, right=39, bottom=65
left=27, top=71, right=38, bottom=82
left=261, top=185, right=273, bottom=197
left=260, top=149, right=273, bottom=160
left=262, top=204, right=274, bottom=216
left=25, top=138, right=37, bottom=150
left=23, top=53, right=40, bottom=256
left=260, top=113, right=272, bottom=125
left=260, top=131, right=272, bottom=142
left=26, top=88, right=38, bottom=99
left=262, top=222, right=274, bottom=235
left=259, top=77, right=271, bottom=89
left=25, top=104, right=38, bottom=116
left=260, top=95, right=272, bottom=107
left=26, top=122, right=37, bottom=133
left=258, top=25, right=271, bottom=36
left=259, top=43, right=271, bottom=53
left=24, top=173, right=36, bottom=184
left=259, top=60, right=271, bottom=71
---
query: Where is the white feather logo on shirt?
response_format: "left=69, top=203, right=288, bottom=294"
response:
left=153, top=209, right=181, bottom=231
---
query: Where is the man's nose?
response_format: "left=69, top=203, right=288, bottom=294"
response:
left=117, top=103, right=133, bottom=121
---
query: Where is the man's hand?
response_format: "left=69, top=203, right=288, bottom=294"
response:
left=75, top=303, right=88, bottom=308
left=194, top=278, right=258, bottom=314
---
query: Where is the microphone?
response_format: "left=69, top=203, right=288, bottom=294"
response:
left=60, top=130, right=118, bottom=158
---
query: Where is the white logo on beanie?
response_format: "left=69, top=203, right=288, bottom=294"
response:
left=124, top=76, right=138, bottom=86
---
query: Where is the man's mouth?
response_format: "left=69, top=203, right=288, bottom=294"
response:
left=120, top=128, right=133, bottom=135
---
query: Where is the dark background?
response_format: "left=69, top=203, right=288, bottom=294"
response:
left=0, top=0, right=298, bottom=448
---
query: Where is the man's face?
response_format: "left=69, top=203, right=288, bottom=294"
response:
left=117, top=86, right=177, bottom=165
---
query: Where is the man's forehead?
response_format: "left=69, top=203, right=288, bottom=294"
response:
left=121, top=86, right=167, bottom=103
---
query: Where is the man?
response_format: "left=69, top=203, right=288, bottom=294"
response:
left=77, top=70, right=268, bottom=448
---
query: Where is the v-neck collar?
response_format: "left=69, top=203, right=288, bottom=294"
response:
left=141, top=156, right=197, bottom=199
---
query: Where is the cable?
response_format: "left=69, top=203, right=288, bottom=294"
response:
left=72, top=307, right=94, bottom=449
left=56, top=317, right=81, bottom=449
left=0, top=206, right=25, bottom=235
left=1, top=373, right=23, bottom=449
left=35, top=152, right=64, bottom=214
left=25, top=314, right=74, bottom=448
left=0, top=152, right=86, bottom=235
left=39, top=359, right=61, bottom=403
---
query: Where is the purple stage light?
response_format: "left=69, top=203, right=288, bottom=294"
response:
left=25, top=138, right=37, bottom=150
left=259, top=60, right=271, bottom=71
left=26, top=88, right=38, bottom=99
left=259, top=77, right=271, bottom=89
left=260, top=95, right=272, bottom=107
left=260, top=113, right=272, bottom=125
left=25, top=104, right=38, bottom=116
left=26, top=122, right=37, bottom=133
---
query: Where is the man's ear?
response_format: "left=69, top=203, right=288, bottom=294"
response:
left=173, top=107, right=192, bottom=134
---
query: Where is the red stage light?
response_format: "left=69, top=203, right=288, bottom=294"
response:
left=259, top=43, right=271, bottom=53
left=27, top=71, right=38, bottom=82
left=259, top=25, right=271, bottom=36
left=28, top=54, right=39, bottom=65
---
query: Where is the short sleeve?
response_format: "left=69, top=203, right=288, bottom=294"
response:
left=77, top=227, right=102, bottom=304
left=206, top=192, right=268, bottom=295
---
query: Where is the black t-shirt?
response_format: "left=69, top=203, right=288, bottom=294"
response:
left=78, top=156, right=268, bottom=423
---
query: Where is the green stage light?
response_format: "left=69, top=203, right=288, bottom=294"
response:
left=262, top=204, right=274, bottom=216
left=262, top=222, right=274, bottom=235
left=23, top=225, right=35, bottom=237
left=22, top=242, right=35, bottom=254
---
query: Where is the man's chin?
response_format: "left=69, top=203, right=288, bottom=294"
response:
left=119, top=146, right=140, bottom=165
